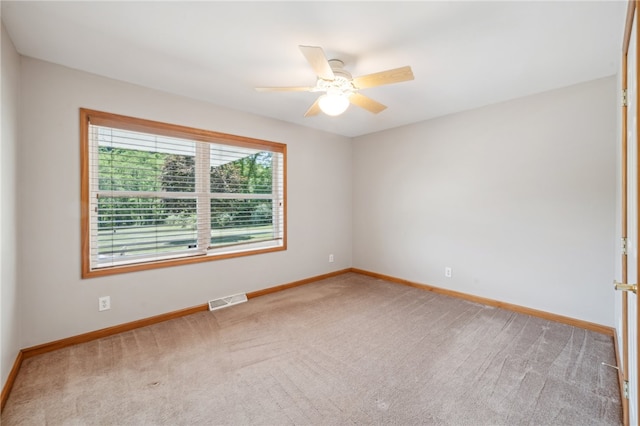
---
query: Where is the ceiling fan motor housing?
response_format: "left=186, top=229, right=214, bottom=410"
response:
left=328, top=59, right=352, bottom=80
left=318, top=59, right=355, bottom=95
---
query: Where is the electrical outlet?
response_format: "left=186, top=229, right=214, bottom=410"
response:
left=445, top=267, right=452, bottom=278
left=98, top=296, right=111, bottom=311
left=329, top=254, right=334, bottom=263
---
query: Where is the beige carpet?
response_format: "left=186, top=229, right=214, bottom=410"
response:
left=2, top=272, right=622, bottom=425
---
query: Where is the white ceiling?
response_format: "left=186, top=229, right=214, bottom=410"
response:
left=1, top=1, right=627, bottom=138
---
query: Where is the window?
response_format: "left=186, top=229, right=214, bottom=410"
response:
left=80, top=109, right=286, bottom=277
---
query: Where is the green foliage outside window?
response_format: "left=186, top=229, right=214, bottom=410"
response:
left=98, top=147, right=274, bottom=232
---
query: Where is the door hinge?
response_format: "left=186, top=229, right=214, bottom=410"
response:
left=624, top=380, right=630, bottom=399
left=622, top=237, right=628, bottom=256
left=623, top=89, right=628, bottom=107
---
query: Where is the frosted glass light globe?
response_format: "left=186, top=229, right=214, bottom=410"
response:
left=318, top=93, right=349, bottom=116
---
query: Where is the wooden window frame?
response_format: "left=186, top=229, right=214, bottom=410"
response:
left=80, top=108, right=287, bottom=278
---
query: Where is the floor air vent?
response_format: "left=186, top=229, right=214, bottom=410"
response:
left=208, top=293, right=248, bottom=311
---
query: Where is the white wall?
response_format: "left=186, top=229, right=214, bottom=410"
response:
left=18, top=57, right=352, bottom=347
left=353, top=77, right=617, bottom=326
left=1, top=22, right=21, bottom=388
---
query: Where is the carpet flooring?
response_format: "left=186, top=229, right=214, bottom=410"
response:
left=1, top=272, right=622, bottom=425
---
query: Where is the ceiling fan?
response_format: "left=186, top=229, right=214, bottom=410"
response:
left=255, top=45, right=414, bottom=117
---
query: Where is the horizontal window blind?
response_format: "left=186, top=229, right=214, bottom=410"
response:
left=83, top=110, right=286, bottom=274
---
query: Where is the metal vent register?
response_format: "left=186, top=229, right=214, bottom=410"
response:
left=208, top=293, right=248, bottom=311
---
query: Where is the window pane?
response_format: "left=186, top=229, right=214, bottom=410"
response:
left=97, top=128, right=196, bottom=193
left=96, top=197, right=198, bottom=264
left=210, top=199, right=275, bottom=247
left=99, top=146, right=166, bottom=192
left=210, top=150, right=273, bottom=194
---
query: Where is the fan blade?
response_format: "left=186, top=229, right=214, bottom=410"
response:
left=255, top=86, right=315, bottom=92
left=349, top=93, right=387, bottom=114
left=299, top=45, right=335, bottom=80
left=352, top=66, right=414, bottom=89
left=304, top=98, right=322, bottom=117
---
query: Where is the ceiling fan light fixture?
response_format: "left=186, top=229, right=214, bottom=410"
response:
left=255, top=45, right=414, bottom=117
left=318, top=92, right=350, bottom=116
